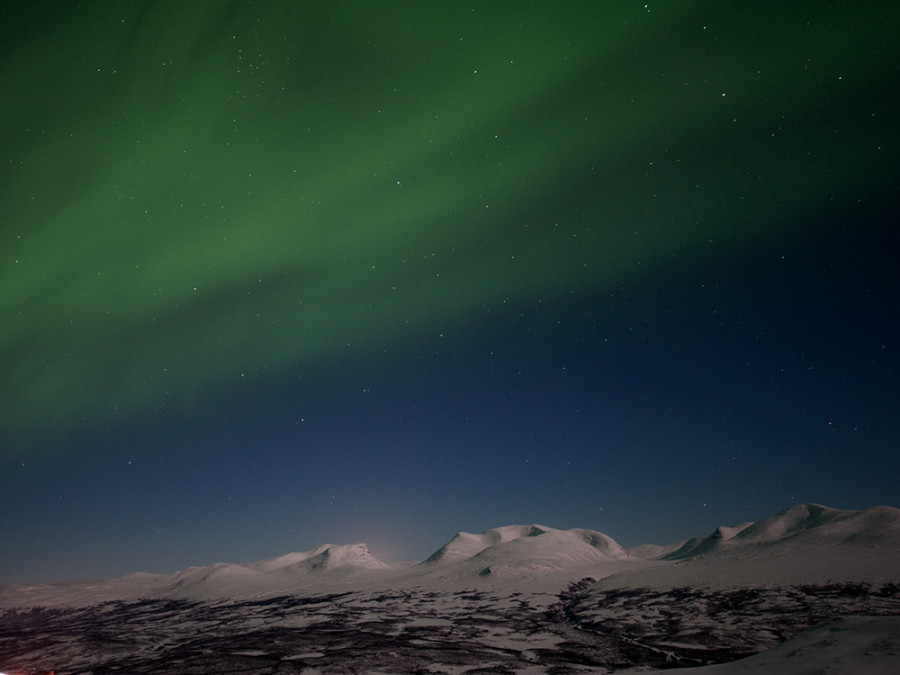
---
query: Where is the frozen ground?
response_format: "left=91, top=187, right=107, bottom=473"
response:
left=1, top=504, right=899, bottom=673
left=662, top=616, right=900, bottom=675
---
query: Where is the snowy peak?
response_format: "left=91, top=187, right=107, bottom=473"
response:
left=663, top=503, right=900, bottom=561
left=663, top=522, right=754, bottom=560
left=148, top=544, right=389, bottom=599
left=169, top=561, right=259, bottom=588
left=425, top=524, right=551, bottom=564
left=734, top=503, right=842, bottom=543
left=243, top=545, right=331, bottom=573
left=423, top=524, right=628, bottom=575
left=247, top=543, right=388, bottom=574
left=732, top=503, right=900, bottom=548
left=301, top=543, right=389, bottom=572
left=569, top=528, right=629, bottom=557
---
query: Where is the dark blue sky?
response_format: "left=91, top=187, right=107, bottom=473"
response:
left=1, top=1, right=898, bottom=583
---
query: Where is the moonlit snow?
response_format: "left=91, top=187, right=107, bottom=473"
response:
left=2, top=503, right=899, bottom=673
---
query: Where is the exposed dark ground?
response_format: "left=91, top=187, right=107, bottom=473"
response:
left=3, top=582, right=900, bottom=674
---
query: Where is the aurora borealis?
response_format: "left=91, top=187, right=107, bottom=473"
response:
left=2, top=2, right=898, bottom=584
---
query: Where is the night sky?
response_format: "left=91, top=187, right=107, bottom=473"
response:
left=2, top=2, right=898, bottom=585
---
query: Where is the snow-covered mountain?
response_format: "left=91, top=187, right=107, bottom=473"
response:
left=423, top=523, right=628, bottom=574
left=244, top=542, right=388, bottom=574
left=412, top=523, right=641, bottom=588
left=2, top=504, right=898, bottom=674
left=2, top=503, right=899, bottom=607
left=664, top=503, right=900, bottom=561
left=661, top=521, right=755, bottom=560
left=599, top=503, right=900, bottom=591
left=0, top=543, right=392, bottom=607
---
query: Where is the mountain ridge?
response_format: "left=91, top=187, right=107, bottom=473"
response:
left=424, top=523, right=627, bottom=566
left=2, top=503, right=898, bottom=608
left=662, top=503, right=900, bottom=562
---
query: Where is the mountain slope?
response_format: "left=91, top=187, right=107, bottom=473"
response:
left=662, top=616, right=900, bottom=675
left=246, top=543, right=388, bottom=574
left=601, top=503, right=900, bottom=591
left=663, top=503, right=900, bottom=562
left=0, top=543, right=391, bottom=607
left=2, top=504, right=898, bottom=607
left=422, top=524, right=630, bottom=579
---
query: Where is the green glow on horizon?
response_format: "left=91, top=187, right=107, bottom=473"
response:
left=1, top=2, right=896, bottom=446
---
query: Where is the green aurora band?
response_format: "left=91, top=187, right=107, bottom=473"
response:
left=1, top=2, right=897, bottom=448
